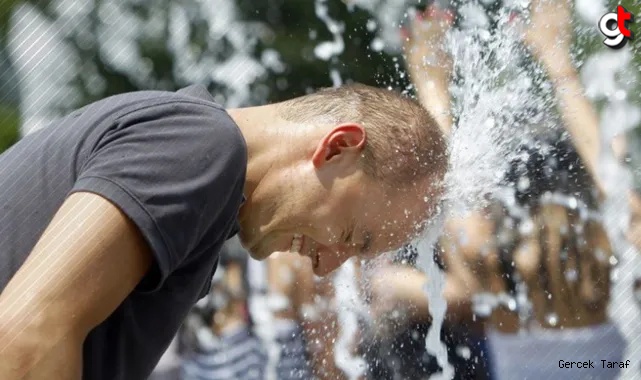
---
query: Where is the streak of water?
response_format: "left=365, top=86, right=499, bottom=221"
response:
left=314, top=0, right=345, bottom=87
left=333, top=259, right=368, bottom=380
left=414, top=209, right=455, bottom=380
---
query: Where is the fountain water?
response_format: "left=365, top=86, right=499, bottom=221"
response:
left=414, top=209, right=455, bottom=380
left=332, top=259, right=368, bottom=379
left=7, top=0, right=641, bottom=378
left=348, top=1, right=640, bottom=379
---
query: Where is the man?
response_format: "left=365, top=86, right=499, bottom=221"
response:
left=0, top=83, right=446, bottom=379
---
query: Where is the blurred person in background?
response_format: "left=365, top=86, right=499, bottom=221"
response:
left=179, top=237, right=266, bottom=380
left=179, top=238, right=346, bottom=380
left=400, top=0, right=626, bottom=378
left=362, top=245, right=494, bottom=380
left=246, top=251, right=316, bottom=380
left=248, top=249, right=361, bottom=379
left=482, top=136, right=624, bottom=379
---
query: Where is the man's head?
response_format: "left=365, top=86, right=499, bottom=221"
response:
left=234, top=83, right=447, bottom=276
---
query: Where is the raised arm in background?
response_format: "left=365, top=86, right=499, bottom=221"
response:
left=403, top=5, right=455, bottom=136
left=522, top=0, right=603, bottom=187
left=522, top=0, right=641, bottom=252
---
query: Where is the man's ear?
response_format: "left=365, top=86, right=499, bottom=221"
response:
left=311, top=124, right=366, bottom=168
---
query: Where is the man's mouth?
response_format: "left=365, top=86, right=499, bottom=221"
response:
left=291, top=234, right=319, bottom=269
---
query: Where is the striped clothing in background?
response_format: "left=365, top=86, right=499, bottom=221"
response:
left=181, top=326, right=267, bottom=380
left=274, top=321, right=313, bottom=380
left=180, top=322, right=314, bottom=380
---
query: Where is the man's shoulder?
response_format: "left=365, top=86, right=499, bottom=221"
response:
left=95, top=85, right=221, bottom=120
left=105, top=86, right=245, bottom=153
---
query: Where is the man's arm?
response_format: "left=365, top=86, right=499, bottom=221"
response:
left=0, top=192, right=152, bottom=379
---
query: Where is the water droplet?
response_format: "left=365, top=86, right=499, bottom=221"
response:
left=546, top=313, right=558, bottom=326
left=517, top=177, right=530, bottom=191
left=456, top=345, right=472, bottom=359
left=565, top=269, right=578, bottom=282
left=365, top=19, right=377, bottom=32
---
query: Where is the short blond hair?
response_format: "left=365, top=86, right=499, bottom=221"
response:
left=277, top=83, right=447, bottom=187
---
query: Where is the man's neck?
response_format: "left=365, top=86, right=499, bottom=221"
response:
left=227, top=105, right=295, bottom=206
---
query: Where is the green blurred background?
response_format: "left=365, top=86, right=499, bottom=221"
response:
left=0, top=0, right=639, bottom=184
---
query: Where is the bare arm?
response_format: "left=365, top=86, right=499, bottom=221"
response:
left=369, top=265, right=430, bottom=322
left=548, top=64, right=602, bottom=186
left=628, top=192, right=641, bottom=251
left=523, top=0, right=641, bottom=252
left=403, top=6, right=455, bottom=136
left=524, top=0, right=602, bottom=192
left=0, top=192, right=152, bottom=379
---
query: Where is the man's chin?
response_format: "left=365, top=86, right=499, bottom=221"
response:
left=237, top=235, right=269, bottom=260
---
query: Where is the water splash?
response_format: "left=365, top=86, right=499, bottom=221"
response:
left=444, top=18, right=551, bottom=214
left=414, top=209, right=455, bottom=380
left=333, top=259, right=368, bottom=379
left=342, top=0, right=413, bottom=54
left=314, top=0, right=345, bottom=87
left=167, top=0, right=268, bottom=107
left=8, top=2, right=81, bottom=135
left=314, top=0, right=345, bottom=60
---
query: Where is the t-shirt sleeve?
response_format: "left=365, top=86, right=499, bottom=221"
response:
left=69, top=100, right=247, bottom=291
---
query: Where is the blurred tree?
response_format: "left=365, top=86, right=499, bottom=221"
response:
left=235, top=0, right=408, bottom=101
left=4, top=0, right=640, bottom=184
left=0, top=0, right=21, bottom=153
left=7, top=0, right=403, bottom=115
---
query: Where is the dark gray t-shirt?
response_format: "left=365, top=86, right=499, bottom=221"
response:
left=0, top=85, right=247, bottom=379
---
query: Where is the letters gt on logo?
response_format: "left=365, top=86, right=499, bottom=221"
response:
left=599, top=5, right=634, bottom=49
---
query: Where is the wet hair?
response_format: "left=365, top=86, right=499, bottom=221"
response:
left=502, top=134, right=598, bottom=210
left=393, top=243, right=419, bottom=266
left=277, top=83, right=448, bottom=187
left=394, top=243, right=447, bottom=271
left=495, top=134, right=611, bottom=324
